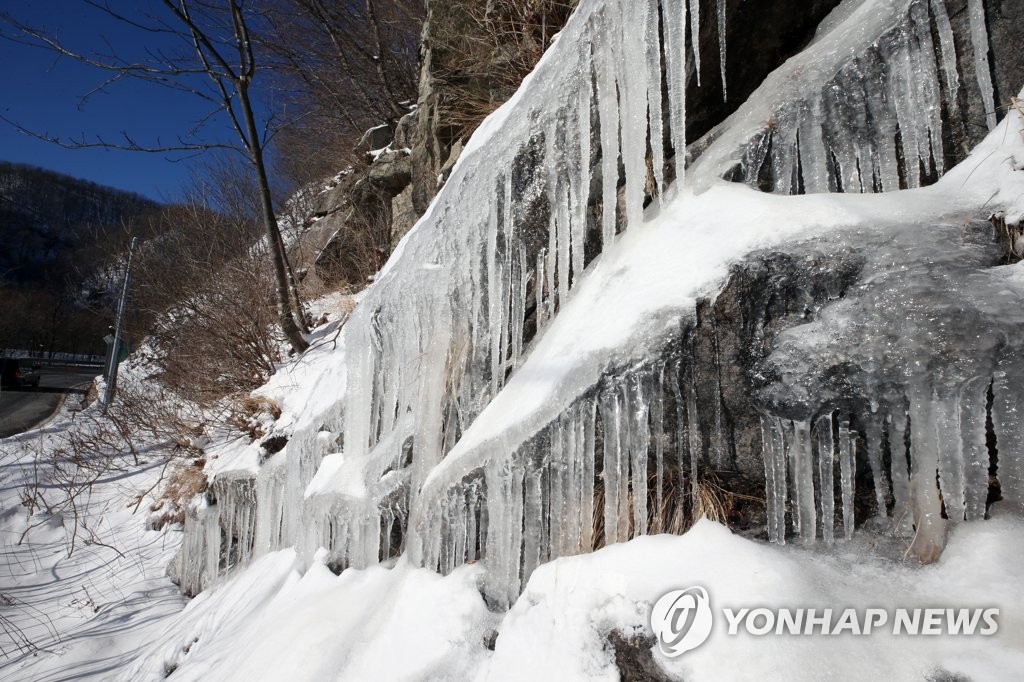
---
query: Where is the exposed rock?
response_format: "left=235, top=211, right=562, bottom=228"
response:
left=607, top=631, right=672, bottom=682
left=366, top=149, right=413, bottom=194
left=390, top=186, right=418, bottom=246
left=358, top=123, right=395, bottom=152
left=393, top=109, right=419, bottom=150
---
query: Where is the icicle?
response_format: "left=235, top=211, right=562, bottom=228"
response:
left=601, top=390, right=623, bottom=545
left=792, top=420, right=817, bottom=544
left=815, top=414, right=835, bottom=545
left=646, top=0, right=666, bottom=198
left=652, top=367, right=666, bottom=531
left=761, top=416, right=781, bottom=542
left=864, top=417, right=889, bottom=519
left=838, top=420, right=856, bottom=540
left=663, top=0, right=688, bottom=175
left=908, top=384, right=946, bottom=559
left=929, top=0, right=960, bottom=126
left=597, top=8, right=622, bottom=248
left=522, top=468, right=543, bottom=587
left=628, top=373, right=651, bottom=537
left=545, top=211, right=557, bottom=321
left=960, top=379, right=989, bottom=521
left=616, top=383, right=631, bottom=541
left=569, top=406, right=587, bottom=553
left=786, top=422, right=801, bottom=535
left=935, top=390, right=966, bottom=521
left=571, top=42, right=592, bottom=288
left=686, top=369, right=703, bottom=502
left=549, top=423, right=565, bottom=556
left=991, top=371, right=1024, bottom=512
left=910, top=0, right=944, bottom=177
left=485, top=462, right=511, bottom=608
left=618, top=0, right=650, bottom=230
left=771, top=418, right=788, bottom=543
left=581, top=399, right=597, bottom=552
left=967, top=0, right=998, bottom=130
left=798, top=100, right=829, bottom=193
left=688, top=0, right=701, bottom=86
left=888, top=405, right=913, bottom=532
left=717, top=0, right=727, bottom=100
left=535, top=248, right=548, bottom=332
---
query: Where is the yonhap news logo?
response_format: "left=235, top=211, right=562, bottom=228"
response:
left=650, top=587, right=999, bottom=658
left=650, top=587, right=714, bottom=657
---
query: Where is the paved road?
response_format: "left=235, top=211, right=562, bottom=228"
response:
left=0, top=365, right=99, bottom=438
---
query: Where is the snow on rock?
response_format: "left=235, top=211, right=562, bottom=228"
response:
left=411, top=94, right=1024, bottom=604
left=483, top=517, right=1024, bottom=682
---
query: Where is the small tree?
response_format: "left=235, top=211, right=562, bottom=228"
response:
left=1, top=0, right=309, bottom=352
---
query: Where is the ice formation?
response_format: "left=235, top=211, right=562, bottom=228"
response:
left=170, top=0, right=1022, bottom=610
left=692, top=0, right=986, bottom=193
left=758, top=216, right=1024, bottom=557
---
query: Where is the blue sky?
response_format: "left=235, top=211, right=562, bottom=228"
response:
left=0, top=2, right=251, bottom=202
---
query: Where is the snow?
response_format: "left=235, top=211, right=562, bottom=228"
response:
left=484, top=517, right=1024, bottom=682
left=412, top=97, right=1024, bottom=594
left=64, top=517, right=1024, bottom=681
left=0, top=399, right=186, bottom=679
left=120, top=552, right=496, bottom=682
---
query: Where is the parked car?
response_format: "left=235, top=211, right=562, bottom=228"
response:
left=0, top=358, right=41, bottom=389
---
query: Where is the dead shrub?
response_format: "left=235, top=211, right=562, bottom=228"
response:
left=431, top=1, right=579, bottom=139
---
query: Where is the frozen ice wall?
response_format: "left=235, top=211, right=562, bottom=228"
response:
left=171, top=0, right=1018, bottom=605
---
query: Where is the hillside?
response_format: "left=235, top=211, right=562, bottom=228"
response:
left=0, top=161, right=159, bottom=284
left=2, top=0, right=1024, bottom=680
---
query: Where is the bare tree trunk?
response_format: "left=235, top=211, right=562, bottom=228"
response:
left=237, top=81, right=308, bottom=352
left=228, top=0, right=308, bottom=353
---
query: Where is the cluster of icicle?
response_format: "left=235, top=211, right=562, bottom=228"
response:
left=762, top=373, right=1024, bottom=557
left=171, top=0, right=1003, bottom=600
left=425, top=357, right=732, bottom=609
left=696, top=0, right=998, bottom=194
left=175, top=0, right=695, bottom=595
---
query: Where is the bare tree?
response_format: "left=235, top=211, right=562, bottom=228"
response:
left=1, top=1, right=309, bottom=352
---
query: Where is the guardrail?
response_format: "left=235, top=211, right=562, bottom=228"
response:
left=1, top=349, right=104, bottom=365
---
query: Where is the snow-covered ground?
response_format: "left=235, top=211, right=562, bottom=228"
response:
left=0, top=393, right=186, bottom=680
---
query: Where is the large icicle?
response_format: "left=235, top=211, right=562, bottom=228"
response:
left=815, top=414, right=835, bottom=545
left=791, top=421, right=817, bottom=544
left=838, top=420, right=856, bottom=540
left=967, top=0, right=998, bottom=130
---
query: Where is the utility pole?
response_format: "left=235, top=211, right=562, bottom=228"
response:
left=102, top=237, right=137, bottom=409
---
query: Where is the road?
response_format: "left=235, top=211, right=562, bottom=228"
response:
left=0, top=365, right=99, bottom=438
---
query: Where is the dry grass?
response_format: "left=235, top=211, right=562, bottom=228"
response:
left=591, top=465, right=742, bottom=550
left=148, top=460, right=208, bottom=530
left=226, top=395, right=282, bottom=441
left=1011, top=96, right=1024, bottom=138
